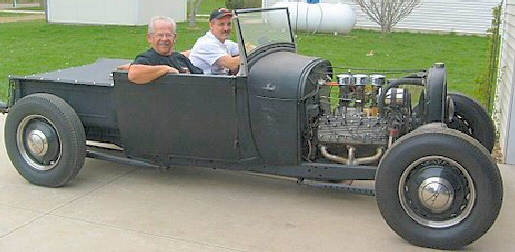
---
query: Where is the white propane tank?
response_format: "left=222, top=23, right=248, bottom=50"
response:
left=273, top=2, right=356, bottom=34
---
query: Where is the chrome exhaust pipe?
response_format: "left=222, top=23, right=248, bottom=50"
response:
left=320, top=145, right=383, bottom=165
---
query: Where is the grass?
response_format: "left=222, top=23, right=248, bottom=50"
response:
left=0, top=19, right=488, bottom=102
left=199, top=0, right=227, bottom=14
left=11, top=6, right=43, bottom=10
left=0, top=12, right=34, bottom=17
left=298, top=30, right=488, bottom=95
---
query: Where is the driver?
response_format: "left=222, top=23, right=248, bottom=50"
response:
left=189, top=8, right=240, bottom=75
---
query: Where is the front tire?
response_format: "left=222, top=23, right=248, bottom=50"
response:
left=5, top=93, right=86, bottom=187
left=376, top=125, right=502, bottom=250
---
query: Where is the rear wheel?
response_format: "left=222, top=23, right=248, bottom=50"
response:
left=5, top=94, right=86, bottom=187
left=376, top=125, right=502, bottom=250
left=448, top=93, right=495, bottom=152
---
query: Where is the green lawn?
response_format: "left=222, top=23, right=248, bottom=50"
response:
left=298, top=31, right=488, bottom=94
left=199, top=0, right=227, bottom=14
left=0, top=12, right=28, bottom=17
left=12, top=6, right=44, bottom=10
left=0, top=19, right=488, bottom=102
left=0, top=11, right=43, bottom=17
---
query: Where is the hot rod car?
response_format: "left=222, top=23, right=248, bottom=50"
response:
left=0, top=7, right=503, bottom=250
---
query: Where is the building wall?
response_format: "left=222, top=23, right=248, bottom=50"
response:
left=263, top=0, right=500, bottom=35
left=47, top=0, right=186, bottom=25
left=498, top=0, right=515, bottom=164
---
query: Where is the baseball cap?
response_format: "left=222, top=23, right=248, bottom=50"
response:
left=209, top=8, right=233, bottom=21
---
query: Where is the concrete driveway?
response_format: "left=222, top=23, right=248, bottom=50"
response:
left=0, top=113, right=513, bottom=251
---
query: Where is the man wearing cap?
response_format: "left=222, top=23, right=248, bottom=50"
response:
left=189, top=8, right=240, bottom=75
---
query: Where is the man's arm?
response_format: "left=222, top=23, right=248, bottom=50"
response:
left=128, top=64, right=179, bottom=84
left=118, top=63, right=131, bottom=70
left=181, top=50, right=191, bottom=58
left=216, top=55, right=240, bottom=74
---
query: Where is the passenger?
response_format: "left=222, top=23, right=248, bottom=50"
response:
left=189, top=8, right=240, bottom=75
left=127, top=16, right=203, bottom=84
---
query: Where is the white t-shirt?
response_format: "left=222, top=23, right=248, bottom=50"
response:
left=189, top=31, right=239, bottom=75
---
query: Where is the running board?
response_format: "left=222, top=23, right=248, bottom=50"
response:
left=86, top=146, right=159, bottom=169
left=298, top=179, right=376, bottom=196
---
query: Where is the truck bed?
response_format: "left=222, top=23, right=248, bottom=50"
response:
left=8, top=58, right=132, bottom=144
left=9, top=58, right=131, bottom=87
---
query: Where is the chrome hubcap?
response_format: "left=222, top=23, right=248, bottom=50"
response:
left=27, top=129, right=49, bottom=157
left=399, top=156, right=475, bottom=228
left=17, top=115, right=62, bottom=171
left=418, top=177, right=454, bottom=213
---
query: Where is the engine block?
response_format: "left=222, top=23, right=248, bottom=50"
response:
left=317, top=109, right=388, bottom=146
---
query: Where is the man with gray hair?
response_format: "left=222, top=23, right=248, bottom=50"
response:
left=127, top=16, right=202, bottom=84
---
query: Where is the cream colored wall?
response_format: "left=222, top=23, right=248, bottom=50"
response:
left=497, top=0, right=515, bottom=164
left=47, top=0, right=186, bottom=25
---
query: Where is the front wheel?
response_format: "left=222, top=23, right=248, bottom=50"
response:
left=376, top=125, right=502, bottom=250
left=5, top=93, right=86, bottom=187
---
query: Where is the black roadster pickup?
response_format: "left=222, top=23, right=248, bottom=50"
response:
left=0, top=8, right=502, bottom=250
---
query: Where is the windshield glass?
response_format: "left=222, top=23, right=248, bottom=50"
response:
left=235, top=8, right=294, bottom=56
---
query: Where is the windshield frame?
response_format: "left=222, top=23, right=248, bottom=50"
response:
left=234, top=7, right=296, bottom=76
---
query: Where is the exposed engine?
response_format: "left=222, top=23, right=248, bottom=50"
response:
left=306, top=70, right=423, bottom=165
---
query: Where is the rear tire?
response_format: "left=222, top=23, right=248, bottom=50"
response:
left=376, top=125, right=502, bottom=250
left=5, top=94, right=86, bottom=187
left=448, top=93, right=495, bottom=152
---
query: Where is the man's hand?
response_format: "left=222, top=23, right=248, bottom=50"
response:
left=167, top=66, right=180, bottom=74
left=245, top=42, right=257, bottom=53
left=117, top=63, right=131, bottom=70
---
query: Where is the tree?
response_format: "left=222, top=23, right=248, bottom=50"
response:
left=226, top=0, right=262, bottom=9
left=354, top=0, right=421, bottom=33
left=188, top=0, right=203, bottom=28
left=37, top=0, right=46, bottom=8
